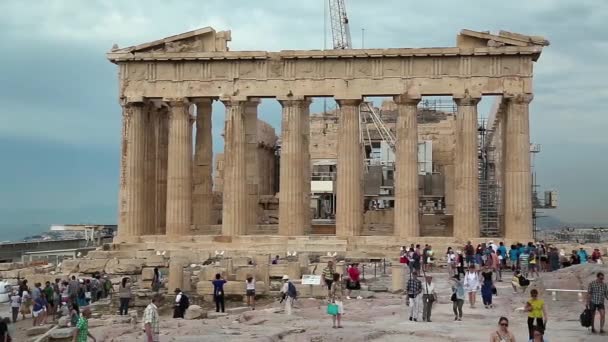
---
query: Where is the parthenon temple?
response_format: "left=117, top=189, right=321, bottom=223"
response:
left=107, top=27, right=549, bottom=255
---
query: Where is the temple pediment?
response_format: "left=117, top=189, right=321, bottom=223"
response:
left=458, top=29, right=550, bottom=48
left=110, top=27, right=231, bottom=54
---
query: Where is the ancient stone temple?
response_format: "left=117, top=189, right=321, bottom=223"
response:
left=107, top=27, right=548, bottom=255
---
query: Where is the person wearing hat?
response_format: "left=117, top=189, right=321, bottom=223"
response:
left=173, top=288, right=189, bottom=319
left=280, top=275, right=297, bottom=315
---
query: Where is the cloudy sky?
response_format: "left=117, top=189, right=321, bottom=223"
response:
left=0, top=0, right=606, bottom=227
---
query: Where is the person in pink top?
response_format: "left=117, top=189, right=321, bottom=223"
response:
left=491, top=250, right=502, bottom=281
left=346, top=264, right=361, bottom=299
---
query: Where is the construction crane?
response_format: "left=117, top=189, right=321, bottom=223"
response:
left=328, top=0, right=396, bottom=160
left=328, top=0, right=352, bottom=49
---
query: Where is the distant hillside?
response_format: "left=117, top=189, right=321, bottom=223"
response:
left=536, top=215, right=567, bottom=230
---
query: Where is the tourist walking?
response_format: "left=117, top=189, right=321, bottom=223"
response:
left=587, top=272, right=608, bottom=334
left=0, top=318, right=9, bottom=342
left=548, top=247, right=560, bottom=272
left=173, top=288, right=189, bottom=319
left=212, top=273, right=227, bottom=313
left=346, top=263, right=361, bottom=299
left=519, top=249, right=530, bottom=277
left=70, top=304, right=80, bottom=327
left=529, top=326, right=548, bottom=342
left=118, top=277, right=132, bottom=316
left=280, top=275, right=297, bottom=315
left=456, top=251, right=465, bottom=277
left=245, top=276, right=256, bottom=309
left=72, top=307, right=96, bottom=342
left=43, top=281, right=55, bottom=318
left=591, top=248, right=603, bottom=264
left=322, top=261, right=335, bottom=297
left=464, top=265, right=480, bottom=308
left=490, top=317, right=516, bottom=342
left=450, top=275, right=465, bottom=321
left=421, top=275, right=436, bottom=322
left=68, top=276, right=79, bottom=304
left=406, top=271, right=422, bottom=322
left=446, top=247, right=456, bottom=277
left=529, top=250, right=540, bottom=278
left=151, top=268, right=163, bottom=292
left=509, top=244, right=520, bottom=271
left=578, top=247, right=589, bottom=264
left=9, top=290, right=20, bottom=323
left=481, top=265, right=495, bottom=309
left=143, top=294, right=163, bottom=342
left=464, top=241, right=475, bottom=267
left=32, top=294, right=47, bottom=326
left=19, top=285, right=32, bottom=320
left=525, top=289, right=547, bottom=340
left=329, top=273, right=344, bottom=328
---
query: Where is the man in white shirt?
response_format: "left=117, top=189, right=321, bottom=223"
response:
left=421, top=276, right=437, bottom=322
left=144, top=294, right=163, bottom=342
left=280, top=275, right=295, bottom=315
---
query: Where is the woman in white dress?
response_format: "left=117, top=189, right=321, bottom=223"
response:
left=463, top=265, right=480, bottom=308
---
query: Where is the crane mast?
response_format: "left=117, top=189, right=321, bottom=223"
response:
left=328, top=0, right=352, bottom=49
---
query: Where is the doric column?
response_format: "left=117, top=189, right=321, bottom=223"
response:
left=192, top=98, right=214, bottom=226
left=142, top=102, right=157, bottom=235
left=117, top=100, right=146, bottom=240
left=453, top=94, right=481, bottom=240
left=393, top=94, right=421, bottom=238
left=504, top=94, right=533, bottom=241
left=335, top=99, right=363, bottom=237
left=164, top=98, right=193, bottom=237
left=245, top=99, right=260, bottom=228
left=302, top=104, right=311, bottom=232
left=154, top=106, right=169, bottom=235
left=221, top=98, right=248, bottom=236
left=278, top=98, right=310, bottom=236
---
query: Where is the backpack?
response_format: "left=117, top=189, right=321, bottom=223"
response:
left=287, top=282, right=297, bottom=299
left=179, top=294, right=190, bottom=309
left=580, top=307, right=593, bottom=328
left=518, top=276, right=530, bottom=287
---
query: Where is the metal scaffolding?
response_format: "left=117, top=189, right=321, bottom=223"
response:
left=478, top=118, right=501, bottom=237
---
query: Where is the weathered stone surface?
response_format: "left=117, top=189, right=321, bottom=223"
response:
left=141, top=267, right=156, bottom=281
left=226, top=306, right=251, bottom=315
left=144, top=255, right=169, bottom=267
left=27, top=325, right=52, bottom=336
left=268, top=264, right=289, bottom=278
left=105, top=259, right=145, bottom=274
left=0, top=263, right=16, bottom=271
left=184, top=305, right=205, bottom=319
left=368, top=285, right=388, bottom=292
left=60, top=259, right=80, bottom=273
left=207, top=312, right=228, bottom=319
left=201, top=266, right=227, bottom=281
left=58, top=316, right=69, bottom=328
left=235, top=266, right=255, bottom=281
left=79, top=259, right=109, bottom=274
left=0, top=269, right=20, bottom=279
left=50, top=327, right=76, bottom=339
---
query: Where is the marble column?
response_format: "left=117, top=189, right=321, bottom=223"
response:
left=165, top=98, right=193, bottom=237
left=118, top=100, right=146, bottom=240
left=302, top=104, right=311, bottom=232
left=453, top=94, right=481, bottom=240
left=192, top=99, right=214, bottom=227
left=504, top=94, right=533, bottom=241
left=335, top=99, right=363, bottom=237
left=278, top=98, right=310, bottom=236
left=221, top=99, right=248, bottom=236
left=154, top=106, right=169, bottom=235
left=393, top=94, right=420, bottom=238
left=142, top=102, right=157, bottom=235
left=245, top=99, right=260, bottom=229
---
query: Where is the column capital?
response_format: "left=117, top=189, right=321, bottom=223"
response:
left=336, top=98, right=362, bottom=107
left=505, top=93, right=534, bottom=104
left=453, top=93, right=481, bottom=106
left=278, top=96, right=311, bottom=107
left=120, top=96, right=145, bottom=107
left=188, top=97, right=215, bottom=105
left=220, top=96, right=248, bottom=107
left=162, top=97, right=190, bottom=108
left=393, top=93, right=421, bottom=105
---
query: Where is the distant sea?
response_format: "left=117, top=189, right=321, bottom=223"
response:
left=0, top=223, right=50, bottom=243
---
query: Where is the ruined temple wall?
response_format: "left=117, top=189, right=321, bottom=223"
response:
left=310, top=114, right=339, bottom=161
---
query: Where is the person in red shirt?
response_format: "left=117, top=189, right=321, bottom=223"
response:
left=591, top=249, right=603, bottom=264
left=346, top=264, right=361, bottom=299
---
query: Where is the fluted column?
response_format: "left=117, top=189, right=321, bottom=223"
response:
left=278, top=98, right=310, bottom=236
left=192, top=98, right=214, bottom=226
left=142, top=103, right=157, bottom=235
left=393, top=94, right=420, bottom=237
left=245, top=99, right=260, bottom=229
left=165, top=98, right=193, bottom=237
left=302, top=104, right=311, bottom=232
left=504, top=94, right=533, bottom=241
left=221, top=99, right=248, bottom=236
left=335, top=99, right=363, bottom=237
left=453, top=94, right=481, bottom=240
left=154, top=106, right=169, bottom=235
left=117, top=100, right=146, bottom=240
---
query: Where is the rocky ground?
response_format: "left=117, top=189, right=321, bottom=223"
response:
left=4, top=264, right=607, bottom=341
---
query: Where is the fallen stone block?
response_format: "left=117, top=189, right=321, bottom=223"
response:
left=60, top=259, right=80, bottom=273
left=105, top=259, right=145, bottom=275
left=207, top=312, right=228, bottom=319
left=184, top=305, right=206, bottom=319
left=58, top=316, right=69, bottom=327
left=226, top=306, right=250, bottom=315
left=26, top=325, right=52, bottom=336
left=0, top=263, right=16, bottom=271
left=79, top=259, right=109, bottom=274
left=49, top=327, right=76, bottom=339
